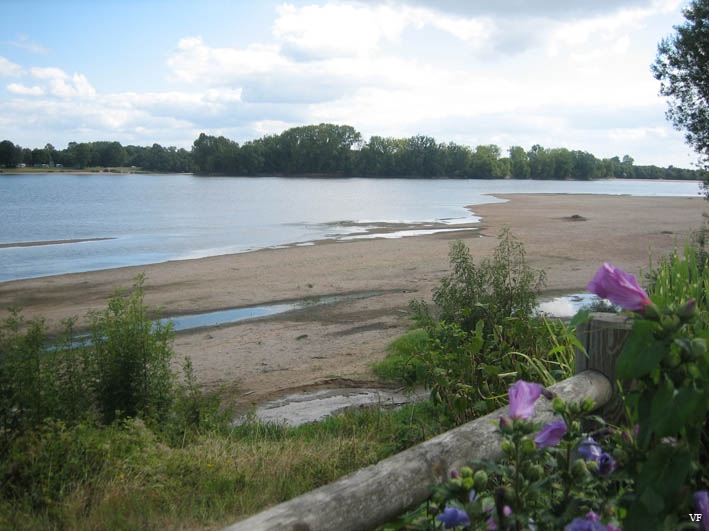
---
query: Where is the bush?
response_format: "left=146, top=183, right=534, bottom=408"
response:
left=0, top=275, right=179, bottom=432
left=421, top=229, right=545, bottom=333
left=384, top=231, right=575, bottom=425
left=87, top=275, right=175, bottom=424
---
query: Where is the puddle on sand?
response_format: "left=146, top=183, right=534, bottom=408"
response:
left=237, top=387, right=429, bottom=427
left=535, top=293, right=609, bottom=319
left=163, top=291, right=396, bottom=332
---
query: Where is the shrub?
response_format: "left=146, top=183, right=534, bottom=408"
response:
left=88, top=275, right=176, bottom=424
left=421, top=229, right=545, bottom=333
left=387, top=231, right=575, bottom=425
left=0, top=275, right=180, bottom=432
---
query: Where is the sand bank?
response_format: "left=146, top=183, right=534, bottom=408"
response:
left=0, top=193, right=705, bottom=408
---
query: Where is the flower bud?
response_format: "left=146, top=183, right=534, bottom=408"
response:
left=661, top=314, right=681, bottom=333
left=552, top=397, right=566, bottom=413
left=677, top=299, right=697, bottom=322
left=520, top=437, right=536, bottom=455
left=463, top=477, right=474, bottom=490
left=473, top=470, right=488, bottom=490
left=572, top=459, right=589, bottom=480
left=501, top=439, right=514, bottom=456
left=499, top=416, right=513, bottom=433
left=690, top=338, right=707, bottom=359
left=460, top=466, right=473, bottom=478
left=527, top=464, right=543, bottom=481
left=581, top=397, right=595, bottom=412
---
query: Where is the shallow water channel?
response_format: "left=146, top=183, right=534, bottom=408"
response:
left=162, top=291, right=396, bottom=331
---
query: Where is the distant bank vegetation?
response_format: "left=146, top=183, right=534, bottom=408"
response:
left=0, top=123, right=703, bottom=181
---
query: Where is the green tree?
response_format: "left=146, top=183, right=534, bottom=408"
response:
left=508, top=145, right=531, bottom=179
left=549, top=148, right=574, bottom=180
left=527, top=144, right=555, bottom=179
left=653, top=0, right=709, bottom=175
left=442, top=142, right=473, bottom=178
left=470, top=144, right=507, bottom=179
left=0, top=140, right=21, bottom=167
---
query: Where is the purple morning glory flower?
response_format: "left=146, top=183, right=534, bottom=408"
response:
left=587, top=263, right=651, bottom=312
left=597, top=452, right=617, bottom=476
left=576, top=438, right=616, bottom=475
left=508, top=380, right=543, bottom=420
left=577, top=437, right=603, bottom=461
left=564, top=517, right=607, bottom=531
left=437, top=506, right=471, bottom=529
left=535, top=418, right=567, bottom=448
left=694, top=491, right=709, bottom=531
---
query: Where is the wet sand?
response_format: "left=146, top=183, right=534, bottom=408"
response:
left=0, top=193, right=705, bottom=408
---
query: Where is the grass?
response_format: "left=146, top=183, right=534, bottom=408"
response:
left=1, top=401, right=442, bottom=531
left=372, top=329, right=430, bottom=384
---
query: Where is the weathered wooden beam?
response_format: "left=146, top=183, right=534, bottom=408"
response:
left=574, top=312, right=633, bottom=424
left=223, top=371, right=612, bottom=531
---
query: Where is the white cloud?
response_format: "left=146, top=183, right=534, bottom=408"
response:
left=29, top=66, right=67, bottom=80
left=27, top=67, right=96, bottom=99
left=273, top=3, right=407, bottom=58
left=0, top=56, right=22, bottom=77
left=6, top=83, right=44, bottom=96
left=168, top=37, right=286, bottom=83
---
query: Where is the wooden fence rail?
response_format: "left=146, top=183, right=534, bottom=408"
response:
left=223, top=313, right=632, bottom=531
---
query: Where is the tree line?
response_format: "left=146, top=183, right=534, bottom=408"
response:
left=0, top=140, right=192, bottom=173
left=0, top=123, right=703, bottom=181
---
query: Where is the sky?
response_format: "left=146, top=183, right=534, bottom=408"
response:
left=0, top=0, right=699, bottom=168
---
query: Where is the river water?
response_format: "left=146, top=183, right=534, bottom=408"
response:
left=0, top=174, right=702, bottom=282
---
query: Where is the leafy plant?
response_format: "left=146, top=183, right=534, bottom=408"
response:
left=421, top=229, right=545, bottom=333
left=87, top=275, right=176, bottom=424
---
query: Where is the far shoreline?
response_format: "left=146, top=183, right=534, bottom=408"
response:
left=0, top=168, right=703, bottom=183
left=0, top=237, right=115, bottom=249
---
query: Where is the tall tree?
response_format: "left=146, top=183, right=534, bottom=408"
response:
left=653, top=0, right=709, bottom=174
left=0, top=140, right=22, bottom=167
left=508, top=146, right=530, bottom=179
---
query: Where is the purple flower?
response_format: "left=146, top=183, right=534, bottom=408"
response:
left=597, top=452, right=617, bottom=476
left=565, top=517, right=607, bottom=531
left=577, top=438, right=617, bottom=476
left=437, top=506, right=471, bottom=529
left=508, top=380, right=543, bottom=420
left=577, top=437, right=603, bottom=461
left=535, top=418, right=567, bottom=448
left=694, top=491, right=709, bottom=531
left=587, top=263, right=651, bottom=312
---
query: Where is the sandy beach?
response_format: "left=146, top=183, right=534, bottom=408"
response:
left=0, top=193, right=706, bottom=409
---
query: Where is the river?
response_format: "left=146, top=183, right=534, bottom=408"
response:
left=0, top=174, right=702, bottom=282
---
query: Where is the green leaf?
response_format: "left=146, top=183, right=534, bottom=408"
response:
left=616, top=319, right=666, bottom=379
left=651, top=380, right=699, bottom=437
left=636, top=445, right=691, bottom=515
left=569, top=308, right=592, bottom=329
